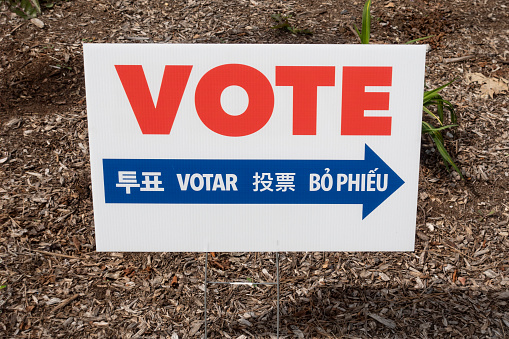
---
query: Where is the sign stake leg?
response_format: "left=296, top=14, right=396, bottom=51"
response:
left=276, top=251, right=280, bottom=339
left=202, top=251, right=281, bottom=338
left=204, top=252, right=208, bottom=339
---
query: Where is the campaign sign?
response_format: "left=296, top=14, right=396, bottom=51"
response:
left=84, top=44, right=426, bottom=252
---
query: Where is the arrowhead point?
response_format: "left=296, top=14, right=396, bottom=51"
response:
left=362, top=144, right=405, bottom=219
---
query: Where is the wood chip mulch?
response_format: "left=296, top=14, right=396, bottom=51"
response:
left=1, top=0, right=509, bottom=337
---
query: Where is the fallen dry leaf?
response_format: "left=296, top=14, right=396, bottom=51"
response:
left=466, top=72, right=509, bottom=98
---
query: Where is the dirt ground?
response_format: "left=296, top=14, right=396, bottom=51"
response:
left=1, top=0, right=509, bottom=338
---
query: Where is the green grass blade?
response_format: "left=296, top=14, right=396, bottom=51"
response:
left=422, top=122, right=462, bottom=178
left=422, top=121, right=443, bottom=143
left=423, top=106, right=443, bottom=125
left=431, top=133, right=462, bottom=177
left=424, top=98, right=443, bottom=107
left=424, top=97, right=456, bottom=125
left=437, top=100, right=444, bottom=124
left=442, top=100, right=456, bottom=124
left=360, top=0, right=371, bottom=44
left=405, top=35, right=434, bottom=44
left=6, top=0, right=40, bottom=18
left=10, top=7, right=29, bottom=19
left=421, top=121, right=434, bottom=134
left=422, top=123, right=457, bottom=133
left=423, top=80, right=454, bottom=102
left=353, top=24, right=361, bottom=41
left=449, top=107, right=457, bottom=124
left=28, top=0, right=39, bottom=16
left=421, top=121, right=433, bottom=134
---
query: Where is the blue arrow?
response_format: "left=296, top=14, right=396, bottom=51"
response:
left=103, top=144, right=404, bottom=219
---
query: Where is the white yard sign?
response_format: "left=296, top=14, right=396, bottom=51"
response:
left=84, top=44, right=426, bottom=252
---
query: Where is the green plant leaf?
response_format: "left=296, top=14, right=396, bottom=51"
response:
left=10, top=7, right=29, bottom=18
left=422, top=120, right=443, bottom=148
left=432, top=134, right=462, bottom=177
left=423, top=79, right=455, bottom=103
left=423, top=106, right=443, bottom=125
left=441, top=99, right=456, bottom=124
left=349, top=0, right=461, bottom=179
left=22, top=0, right=37, bottom=16
left=422, top=121, right=462, bottom=177
left=0, top=284, right=6, bottom=290
left=437, top=99, right=444, bottom=123
left=423, top=80, right=457, bottom=129
left=5, top=0, right=41, bottom=19
left=353, top=24, right=361, bottom=42
left=422, top=124, right=457, bottom=133
left=360, top=0, right=371, bottom=44
left=405, top=35, right=434, bottom=44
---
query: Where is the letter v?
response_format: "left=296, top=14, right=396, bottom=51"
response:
left=115, top=65, right=192, bottom=134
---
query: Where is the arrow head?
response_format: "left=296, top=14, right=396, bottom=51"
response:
left=362, top=144, right=405, bottom=219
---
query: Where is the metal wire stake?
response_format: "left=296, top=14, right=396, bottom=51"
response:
left=204, top=252, right=208, bottom=339
left=276, top=252, right=280, bottom=339
left=203, top=252, right=280, bottom=338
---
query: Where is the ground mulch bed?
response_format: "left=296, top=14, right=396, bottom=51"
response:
left=1, top=0, right=509, bottom=337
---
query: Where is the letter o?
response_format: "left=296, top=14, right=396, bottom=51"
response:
left=190, top=174, right=204, bottom=191
left=321, top=174, right=333, bottom=191
left=195, top=64, right=274, bottom=137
